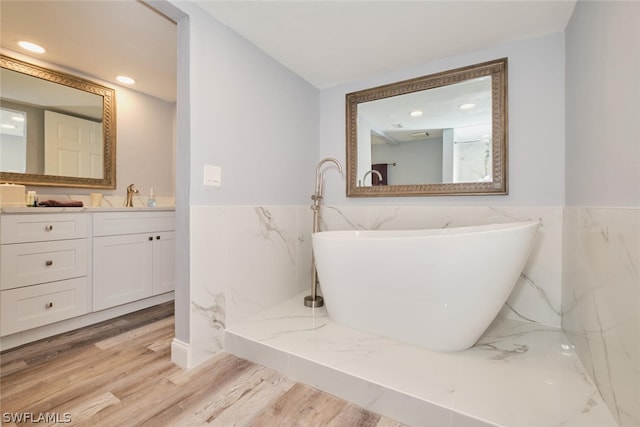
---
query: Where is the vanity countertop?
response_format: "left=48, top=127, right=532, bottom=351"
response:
left=0, top=206, right=175, bottom=214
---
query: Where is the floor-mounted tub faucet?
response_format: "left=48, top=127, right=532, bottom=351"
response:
left=305, top=157, right=343, bottom=308
left=125, top=183, right=139, bottom=207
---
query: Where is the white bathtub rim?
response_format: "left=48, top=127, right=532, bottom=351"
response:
left=313, top=220, right=540, bottom=240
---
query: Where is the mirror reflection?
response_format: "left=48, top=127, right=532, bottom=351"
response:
left=0, top=54, right=116, bottom=189
left=347, top=58, right=508, bottom=197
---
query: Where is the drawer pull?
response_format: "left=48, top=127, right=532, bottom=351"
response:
left=156, top=235, right=161, bottom=240
left=45, top=302, right=54, bottom=309
left=148, top=236, right=153, bottom=241
left=45, top=225, right=54, bottom=231
left=45, top=260, right=54, bottom=266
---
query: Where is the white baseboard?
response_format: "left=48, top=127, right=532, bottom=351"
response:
left=171, top=338, right=191, bottom=369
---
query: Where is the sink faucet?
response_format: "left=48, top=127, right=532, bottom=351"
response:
left=125, top=184, right=139, bottom=207
left=360, top=169, right=383, bottom=186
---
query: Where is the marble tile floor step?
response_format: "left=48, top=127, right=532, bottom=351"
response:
left=225, top=293, right=619, bottom=427
left=0, top=303, right=405, bottom=426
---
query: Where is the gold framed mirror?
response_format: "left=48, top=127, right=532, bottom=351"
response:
left=0, top=54, right=116, bottom=189
left=346, top=58, right=507, bottom=197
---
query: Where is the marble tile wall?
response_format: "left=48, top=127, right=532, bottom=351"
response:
left=188, top=204, right=563, bottom=367
left=189, top=205, right=312, bottom=365
left=562, top=207, right=640, bottom=427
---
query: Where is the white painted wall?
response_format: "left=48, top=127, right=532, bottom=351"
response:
left=319, top=33, right=566, bottom=206
left=181, top=4, right=318, bottom=207
left=371, top=138, right=443, bottom=185
left=565, top=1, right=640, bottom=207
left=113, top=87, right=175, bottom=199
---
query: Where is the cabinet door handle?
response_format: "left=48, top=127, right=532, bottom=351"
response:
left=156, top=235, right=160, bottom=240
left=149, top=236, right=153, bottom=241
left=45, top=260, right=53, bottom=266
left=45, top=302, right=54, bottom=309
left=45, top=225, right=54, bottom=231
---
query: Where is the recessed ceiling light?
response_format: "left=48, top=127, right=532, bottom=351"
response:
left=409, top=110, right=423, bottom=117
left=116, top=75, right=136, bottom=85
left=1, top=124, right=17, bottom=129
left=18, top=41, right=45, bottom=54
left=459, top=103, right=475, bottom=110
left=11, top=116, right=25, bottom=122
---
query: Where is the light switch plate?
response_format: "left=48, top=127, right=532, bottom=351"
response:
left=203, top=164, right=221, bottom=187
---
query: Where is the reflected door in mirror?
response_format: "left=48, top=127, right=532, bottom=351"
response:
left=44, top=111, right=103, bottom=178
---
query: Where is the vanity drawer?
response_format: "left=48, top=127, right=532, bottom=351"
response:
left=0, top=277, right=89, bottom=336
left=1, top=213, right=88, bottom=244
left=0, top=239, right=88, bottom=290
left=93, top=211, right=175, bottom=236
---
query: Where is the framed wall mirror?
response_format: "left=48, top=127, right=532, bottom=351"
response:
left=0, top=54, right=116, bottom=189
left=346, top=58, right=507, bottom=197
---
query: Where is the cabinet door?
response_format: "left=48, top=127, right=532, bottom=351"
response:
left=93, top=234, right=153, bottom=310
left=152, top=231, right=175, bottom=295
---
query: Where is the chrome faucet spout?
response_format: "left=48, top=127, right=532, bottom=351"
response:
left=125, top=183, right=139, bottom=207
left=361, top=169, right=383, bottom=186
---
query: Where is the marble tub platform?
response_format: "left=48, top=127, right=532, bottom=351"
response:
left=225, top=293, right=617, bottom=427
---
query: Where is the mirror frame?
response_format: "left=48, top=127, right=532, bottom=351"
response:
left=346, top=58, right=508, bottom=197
left=0, top=54, right=116, bottom=189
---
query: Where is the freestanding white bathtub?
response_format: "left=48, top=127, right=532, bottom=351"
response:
left=312, top=221, right=540, bottom=352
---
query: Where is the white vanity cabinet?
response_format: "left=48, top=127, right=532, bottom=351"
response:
left=0, top=213, right=90, bottom=336
left=92, top=211, right=175, bottom=310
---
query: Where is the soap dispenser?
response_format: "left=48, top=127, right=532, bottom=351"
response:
left=147, top=188, right=157, bottom=207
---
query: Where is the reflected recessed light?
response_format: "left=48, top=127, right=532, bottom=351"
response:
left=18, top=41, right=45, bottom=54
left=116, top=75, right=136, bottom=85
left=1, top=124, right=17, bottom=129
left=409, top=110, right=423, bottom=117
left=459, top=103, right=475, bottom=110
left=11, top=116, right=25, bottom=122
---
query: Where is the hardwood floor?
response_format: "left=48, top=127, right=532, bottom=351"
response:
left=1, top=304, right=406, bottom=426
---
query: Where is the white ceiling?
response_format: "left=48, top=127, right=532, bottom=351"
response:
left=200, top=1, right=577, bottom=89
left=0, top=0, right=577, bottom=102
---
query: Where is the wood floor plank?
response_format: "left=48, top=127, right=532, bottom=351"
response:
left=50, top=391, right=120, bottom=427
left=94, top=316, right=174, bottom=350
left=250, top=382, right=325, bottom=426
left=328, top=404, right=386, bottom=427
left=4, top=346, right=160, bottom=415
left=138, top=356, right=261, bottom=424
left=288, top=385, right=350, bottom=426
left=1, top=344, right=105, bottom=410
left=0, top=359, right=28, bottom=377
left=2, top=324, right=175, bottom=414
left=87, top=353, right=252, bottom=426
left=200, top=369, right=295, bottom=426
